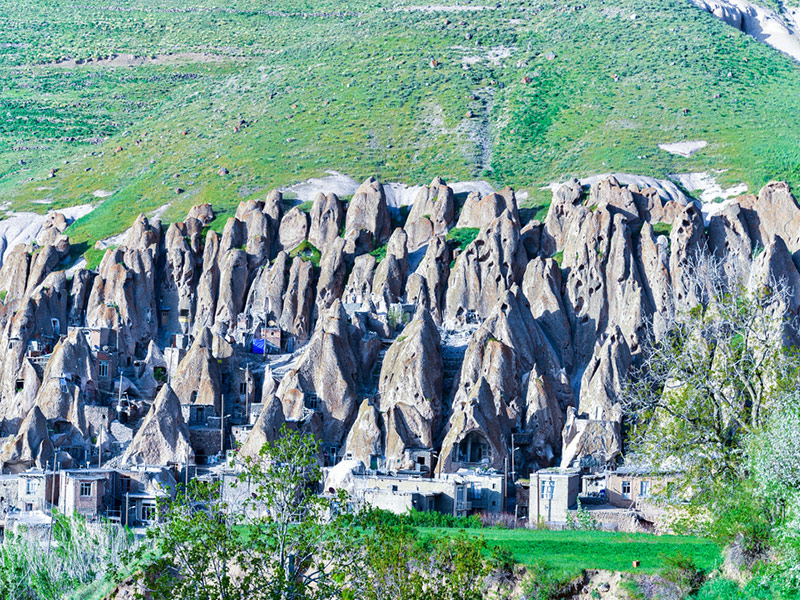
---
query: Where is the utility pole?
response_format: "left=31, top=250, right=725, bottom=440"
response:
left=125, top=492, right=129, bottom=528
left=511, top=433, right=515, bottom=481
left=220, top=394, right=225, bottom=458
left=503, top=456, right=508, bottom=513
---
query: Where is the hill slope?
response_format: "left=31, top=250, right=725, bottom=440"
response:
left=3, top=0, right=800, bottom=253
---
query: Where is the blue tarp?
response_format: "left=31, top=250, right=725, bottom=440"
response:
left=252, top=338, right=265, bottom=354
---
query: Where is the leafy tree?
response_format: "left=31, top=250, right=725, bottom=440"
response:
left=133, top=425, right=359, bottom=600
left=350, top=524, right=488, bottom=600
left=623, top=256, right=799, bottom=501
left=132, top=425, right=493, bottom=600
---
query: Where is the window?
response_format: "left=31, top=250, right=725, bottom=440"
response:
left=239, top=382, right=247, bottom=395
left=640, top=480, right=651, bottom=498
left=304, top=394, right=320, bottom=412
left=541, top=479, right=554, bottom=500
left=80, top=482, right=92, bottom=497
left=26, top=479, right=38, bottom=495
left=99, top=360, right=109, bottom=378
left=141, top=503, right=157, bottom=522
left=622, top=480, right=631, bottom=500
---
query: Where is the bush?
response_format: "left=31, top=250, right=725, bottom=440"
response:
left=361, top=507, right=483, bottom=530
left=520, top=561, right=574, bottom=600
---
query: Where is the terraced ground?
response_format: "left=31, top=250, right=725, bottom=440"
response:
left=3, top=0, right=800, bottom=257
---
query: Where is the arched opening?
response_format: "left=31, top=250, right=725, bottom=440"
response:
left=457, top=431, right=492, bottom=465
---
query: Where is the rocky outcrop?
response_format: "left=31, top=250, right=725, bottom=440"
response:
left=239, top=397, right=285, bottom=459
left=170, top=329, right=221, bottom=412
left=0, top=406, right=54, bottom=472
left=444, top=211, right=527, bottom=327
left=86, top=215, right=160, bottom=355
left=315, top=238, right=348, bottom=316
left=560, top=407, right=622, bottom=469
left=455, top=187, right=518, bottom=230
left=404, top=177, right=456, bottom=251
left=344, top=399, right=383, bottom=466
left=279, top=257, right=316, bottom=342
left=343, top=254, right=377, bottom=304
left=378, top=311, right=442, bottom=469
left=406, top=235, right=451, bottom=324
left=344, top=177, right=391, bottom=251
left=278, top=207, right=310, bottom=254
left=371, top=228, right=408, bottom=307
left=122, top=385, right=194, bottom=466
left=308, top=193, right=344, bottom=250
left=246, top=251, right=289, bottom=323
left=275, top=301, right=359, bottom=444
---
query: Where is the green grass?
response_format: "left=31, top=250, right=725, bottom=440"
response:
left=652, top=222, right=673, bottom=237
left=446, top=227, right=480, bottom=251
left=68, top=578, right=119, bottom=600
left=3, top=0, right=800, bottom=259
left=421, top=527, right=721, bottom=575
left=369, top=243, right=387, bottom=262
left=288, top=240, right=321, bottom=267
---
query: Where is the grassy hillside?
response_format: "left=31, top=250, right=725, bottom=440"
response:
left=3, top=0, right=800, bottom=252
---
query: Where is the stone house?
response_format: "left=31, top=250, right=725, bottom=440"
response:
left=17, top=470, right=58, bottom=513
left=58, top=467, right=175, bottom=525
left=606, top=467, right=669, bottom=509
left=530, top=468, right=581, bottom=523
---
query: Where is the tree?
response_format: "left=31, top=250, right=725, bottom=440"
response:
left=133, top=426, right=360, bottom=600
left=623, top=255, right=799, bottom=499
left=349, top=523, right=489, bottom=600
left=132, top=426, right=493, bottom=600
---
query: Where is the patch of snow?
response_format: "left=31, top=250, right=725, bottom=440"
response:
left=280, top=171, right=494, bottom=209
left=691, top=0, right=800, bottom=62
left=280, top=171, right=360, bottom=202
left=92, top=189, right=114, bottom=198
left=95, top=230, right=128, bottom=250
left=549, top=173, right=691, bottom=205
left=150, top=202, right=173, bottom=220
left=669, top=172, right=748, bottom=223
left=31, top=199, right=54, bottom=205
left=658, top=140, right=708, bottom=157
left=0, top=203, right=94, bottom=266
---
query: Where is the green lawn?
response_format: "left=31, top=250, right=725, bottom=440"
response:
left=421, top=527, right=722, bottom=574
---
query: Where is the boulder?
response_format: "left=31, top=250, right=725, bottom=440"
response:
left=278, top=207, right=310, bottom=254
left=308, top=193, right=344, bottom=250
left=456, top=187, right=518, bottom=229
left=344, top=177, right=392, bottom=248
